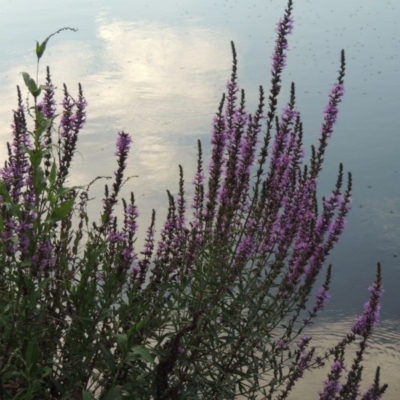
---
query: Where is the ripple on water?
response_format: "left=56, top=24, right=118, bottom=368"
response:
left=285, top=316, right=400, bottom=399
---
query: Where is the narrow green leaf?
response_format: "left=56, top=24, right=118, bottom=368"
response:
left=33, top=166, right=46, bottom=196
left=36, top=40, right=47, bottom=60
left=36, top=109, right=44, bottom=125
left=0, top=181, right=12, bottom=202
left=41, top=366, right=52, bottom=378
left=20, top=260, right=32, bottom=268
left=3, top=371, right=26, bottom=381
left=35, top=119, right=52, bottom=141
left=115, top=333, right=128, bottom=352
left=100, top=345, right=116, bottom=373
left=31, top=379, right=41, bottom=391
left=102, top=386, right=122, bottom=400
left=22, top=72, right=40, bottom=97
left=135, top=320, right=145, bottom=331
left=130, top=345, right=154, bottom=364
left=38, top=278, right=49, bottom=291
left=50, top=198, right=75, bottom=223
left=123, top=353, right=139, bottom=363
left=55, top=186, right=83, bottom=196
left=25, top=339, right=39, bottom=367
left=48, top=191, right=56, bottom=206
left=49, top=163, right=56, bottom=185
left=31, top=151, right=43, bottom=169
left=82, top=391, right=95, bottom=400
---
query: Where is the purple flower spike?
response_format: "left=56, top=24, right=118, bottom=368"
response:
left=268, top=0, right=294, bottom=119
left=124, top=203, right=139, bottom=234
left=351, top=280, right=383, bottom=338
left=360, top=367, right=388, bottom=400
left=297, top=335, right=312, bottom=354
left=39, top=67, right=57, bottom=120
left=115, top=130, right=132, bottom=159
left=314, top=285, right=331, bottom=312
left=113, top=130, right=133, bottom=194
left=276, top=339, right=287, bottom=350
left=271, top=15, right=294, bottom=75
left=319, top=358, right=346, bottom=400
left=321, top=83, right=345, bottom=139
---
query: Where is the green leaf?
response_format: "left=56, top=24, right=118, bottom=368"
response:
left=115, top=333, right=128, bottom=352
left=20, top=260, right=32, bottom=268
left=82, top=391, right=95, bottom=400
left=31, top=379, right=41, bottom=391
left=102, top=386, right=122, bottom=400
left=123, top=353, right=139, bottom=363
left=55, top=186, right=83, bottom=196
left=50, top=198, right=75, bottom=223
left=36, top=109, right=44, bottom=125
left=100, top=345, right=116, bottom=373
left=0, top=181, right=12, bottom=202
left=29, top=149, right=43, bottom=170
left=22, top=72, right=41, bottom=98
left=49, top=163, right=56, bottom=185
left=130, top=345, right=154, bottom=364
left=36, top=40, right=47, bottom=60
left=35, top=118, right=52, bottom=140
left=48, top=191, right=56, bottom=206
left=36, top=166, right=46, bottom=187
left=38, top=278, right=49, bottom=291
left=41, top=366, right=52, bottom=379
left=134, top=320, right=145, bottom=331
left=25, top=339, right=39, bottom=367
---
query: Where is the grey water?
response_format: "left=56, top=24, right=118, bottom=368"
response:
left=0, top=0, right=399, bottom=397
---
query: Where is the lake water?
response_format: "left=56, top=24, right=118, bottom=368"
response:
left=0, top=0, right=399, bottom=397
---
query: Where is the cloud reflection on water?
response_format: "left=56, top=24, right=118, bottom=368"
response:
left=0, top=16, right=232, bottom=240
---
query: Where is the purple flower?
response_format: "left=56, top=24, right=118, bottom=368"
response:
left=124, top=203, right=139, bottom=234
left=360, top=367, right=388, bottom=400
left=271, top=15, right=294, bottom=75
left=319, top=359, right=346, bottom=400
left=59, top=83, right=87, bottom=182
left=129, top=263, right=140, bottom=274
left=351, top=281, right=383, bottom=337
left=297, top=335, right=312, bottom=354
left=133, top=211, right=155, bottom=285
left=108, top=230, right=126, bottom=243
left=32, top=240, right=54, bottom=274
left=0, top=87, right=31, bottom=203
left=39, top=67, right=57, bottom=120
left=204, top=106, right=227, bottom=227
left=237, top=235, right=255, bottom=260
left=314, top=286, right=331, bottom=311
left=115, top=130, right=132, bottom=159
left=121, top=247, right=134, bottom=262
left=276, top=339, right=287, bottom=350
left=60, top=90, right=74, bottom=139
left=321, top=83, right=345, bottom=139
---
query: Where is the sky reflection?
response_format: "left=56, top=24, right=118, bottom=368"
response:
left=0, top=0, right=399, bottom=396
left=0, top=15, right=232, bottom=239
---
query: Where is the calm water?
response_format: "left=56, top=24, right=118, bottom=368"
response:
left=0, top=0, right=399, bottom=397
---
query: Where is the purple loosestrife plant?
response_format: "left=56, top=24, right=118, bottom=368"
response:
left=0, top=2, right=388, bottom=399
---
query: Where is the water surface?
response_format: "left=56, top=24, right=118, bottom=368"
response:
left=0, top=0, right=399, bottom=397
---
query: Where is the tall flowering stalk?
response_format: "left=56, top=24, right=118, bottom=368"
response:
left=0, top=3, right=388, bottom=399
